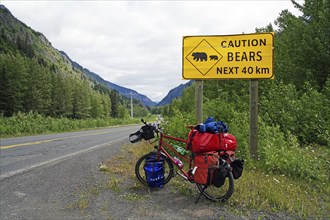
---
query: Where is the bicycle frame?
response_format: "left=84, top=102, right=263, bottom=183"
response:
left=155, top=132, right=195, bottom=181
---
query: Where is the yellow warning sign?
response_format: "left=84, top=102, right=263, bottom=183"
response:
left=182, top=33, right=274, bottom=79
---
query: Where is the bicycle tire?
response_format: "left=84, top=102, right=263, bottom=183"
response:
left=196, top=171, right=234, bottom=202
left=135, top=152, right=174, bottom=186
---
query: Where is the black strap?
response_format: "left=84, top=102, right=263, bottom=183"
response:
left=187, top=130, right=197, bottom=151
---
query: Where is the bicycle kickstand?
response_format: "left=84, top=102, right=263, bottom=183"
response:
left=195, top=185, right=207, bottom=204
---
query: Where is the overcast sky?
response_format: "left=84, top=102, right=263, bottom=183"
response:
left=2, top=0, right=303, bottom=102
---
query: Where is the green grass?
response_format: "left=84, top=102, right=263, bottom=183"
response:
left=229, top=165, right=329, bottom=218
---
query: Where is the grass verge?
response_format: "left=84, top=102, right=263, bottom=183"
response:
left=0, top=112, right=142, bottom=137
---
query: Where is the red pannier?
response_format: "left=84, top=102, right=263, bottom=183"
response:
left=222, top=133, right=238, bottom=151
left=186, top=130, right=237, bottom=153
left=192, top=152, right=219, bottom=185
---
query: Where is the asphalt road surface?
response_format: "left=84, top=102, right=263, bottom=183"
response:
left=0, top=125, right=140, bottom=219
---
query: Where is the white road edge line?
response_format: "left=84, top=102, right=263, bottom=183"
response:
left=0, top=137, right=127, bottom=181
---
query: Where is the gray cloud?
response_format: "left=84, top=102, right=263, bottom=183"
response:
left=2, top=1, right=302, bottom=101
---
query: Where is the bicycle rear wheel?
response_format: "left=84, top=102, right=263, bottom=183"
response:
left=196, top=171, right=234, bottom=202
left=135, top=152, right=174, bottom=186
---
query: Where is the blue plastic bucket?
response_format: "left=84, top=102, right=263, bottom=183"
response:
left=144, top=161, right=164, bottom=188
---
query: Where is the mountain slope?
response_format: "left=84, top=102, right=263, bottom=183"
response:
left=60, top=51, right=157, bottom=107
left=157, top=81, right=193, bottom=106
left=0, top=4, right=155, bottom=108
left=0, top=5, right=153, bottom=118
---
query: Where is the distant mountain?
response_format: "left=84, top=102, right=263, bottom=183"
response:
left=157, top=81, right=193, bottom=106
left=59, top=51, right=157, bottom=107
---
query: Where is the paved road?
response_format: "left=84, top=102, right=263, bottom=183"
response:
left=0, top=125, right=140, bottom=219
left=0, top=125, right=140, bottom=180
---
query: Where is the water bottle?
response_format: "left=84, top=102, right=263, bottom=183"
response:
left=173, top=157, right=184, bottom=169
left=173, top=145, right=188, bottom=156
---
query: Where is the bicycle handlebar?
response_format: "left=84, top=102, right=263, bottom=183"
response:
left=141, top=118, right=162, bottom=134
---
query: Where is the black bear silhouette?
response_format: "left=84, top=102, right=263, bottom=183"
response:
left=209, top=55, right=218, bottom=60
left=192, top=52, right=207, bottom=61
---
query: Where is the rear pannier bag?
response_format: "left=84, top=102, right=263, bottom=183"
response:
left=187, top=130, right=238, bottom=153
left=144, top=158, right=164, bottom=188
left=212, top=163, right=229, bottom=187
left=193, top=152, right=219, bottom=185
left=231, top=159, right=244, bottom=179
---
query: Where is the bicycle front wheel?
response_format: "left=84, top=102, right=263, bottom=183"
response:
left=135, top=152, right=174, bottom=186
left=196, top=171, right=234, bottom=202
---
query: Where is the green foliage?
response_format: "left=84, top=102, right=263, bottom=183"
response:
left=259, top=80, right=329, bottom=146
left=163, top=109, right=195, bottom=139
left=258, top=119, right=329, bottom=183
left=274, top=0, right=330, bottom=90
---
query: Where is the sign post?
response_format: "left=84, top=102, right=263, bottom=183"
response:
left=249, top=79, right=258, bottom=159
left=182, top=33, right=274, bottom=158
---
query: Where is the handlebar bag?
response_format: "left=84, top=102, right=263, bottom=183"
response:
left=129, top=130, right=142, bottom=143
left=141, top=125, right=155, bottom=140
left=192, top=152, right=219, bottom=185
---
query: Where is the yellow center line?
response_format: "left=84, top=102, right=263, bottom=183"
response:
left=0, top=131, right=112, bottom=150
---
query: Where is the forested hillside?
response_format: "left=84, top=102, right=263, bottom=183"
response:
left=162, top=0, right=329, bottom=185
left=0, top=5, right=149, bottom=119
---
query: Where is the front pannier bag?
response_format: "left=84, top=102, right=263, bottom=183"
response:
left=144, top=158, right=164, bottom=188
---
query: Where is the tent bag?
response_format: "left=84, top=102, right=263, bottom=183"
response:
left=187, top=130, right=238, bottom=153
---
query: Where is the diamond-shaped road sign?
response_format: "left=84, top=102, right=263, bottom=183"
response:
left=186, top=39, right=223, bottom=76
left=182, top=33, right=274, bottom=79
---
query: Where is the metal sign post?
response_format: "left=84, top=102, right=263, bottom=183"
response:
left=249, top=79, right=258, bottom=159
